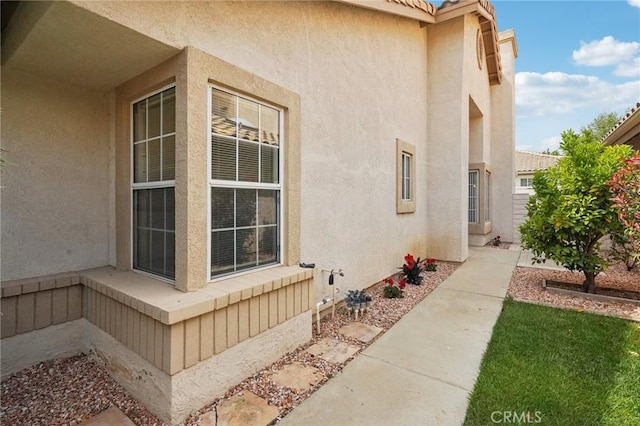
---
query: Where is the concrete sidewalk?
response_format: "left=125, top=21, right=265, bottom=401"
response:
left=279, top=247, right=521, bottom=426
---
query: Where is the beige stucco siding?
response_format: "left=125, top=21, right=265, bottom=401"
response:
left=74, top=1, right=431, bottom=299
left=0, top=68, right=111, bottom=280
left=425, top=16, right=468, bottom=261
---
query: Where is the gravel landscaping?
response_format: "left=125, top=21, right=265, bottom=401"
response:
left=2, top=255, right=638, bottom=426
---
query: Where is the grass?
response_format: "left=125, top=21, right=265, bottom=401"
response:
left=464, top=299, right=640, bottom=426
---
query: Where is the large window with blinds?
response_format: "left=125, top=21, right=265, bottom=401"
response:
left=132, top=86, right=176, bottom=280
left=209, top=87, right=282, bottom=279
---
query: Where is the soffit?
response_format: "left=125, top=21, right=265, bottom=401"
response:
left=1, top=1, right=179, bottom=91
left=602, top=102, right=640, bottom=150
left=436, top=0, right=502, bottom=85
left=337, top=0, right=437, bottom=23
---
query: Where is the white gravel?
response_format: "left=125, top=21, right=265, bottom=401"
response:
left=3, top=257, right=638, bottom=425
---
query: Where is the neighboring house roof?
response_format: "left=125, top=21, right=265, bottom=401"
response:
left=515, top=151, right=560, bottom=173
left=602, top=102, right=640, bottom=150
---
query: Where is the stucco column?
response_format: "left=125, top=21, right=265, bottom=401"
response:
left=174, top=48, right=208, bottom=292
left=426, top=17, right=469, bottom=262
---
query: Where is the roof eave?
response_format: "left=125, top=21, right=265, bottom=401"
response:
left=435, top=0, right=502, bottom=85
left=336, top=0, right=437, bottom=24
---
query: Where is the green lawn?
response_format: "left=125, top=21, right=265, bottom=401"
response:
left=464, top=299, right=640, bottom=426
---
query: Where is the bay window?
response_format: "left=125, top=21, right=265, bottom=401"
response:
left=209, top=87, right=282, bottom=279
left=132, top=86, right=176, bottom=280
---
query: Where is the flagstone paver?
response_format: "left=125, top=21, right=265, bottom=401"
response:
left=78, top=406, right=135, bottom=426
left=216, top=391, right=279, bottom=426
left=304, top=338, right=360, bottom=364
left=338, top=322, right=383, bottom=343
left=270, top=362, right=323, bottom=391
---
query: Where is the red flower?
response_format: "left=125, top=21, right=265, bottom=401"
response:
left=425, top=258, right=436, bottom=264
left=398, top=278, right=407, bottom=289
left=404, top=254, right=414, bottom=265
left=384, top=277, right=394, bottom=286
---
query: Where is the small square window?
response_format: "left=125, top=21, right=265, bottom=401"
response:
left=396, top=139, right=416, bottom=214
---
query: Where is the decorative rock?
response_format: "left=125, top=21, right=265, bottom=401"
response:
left=78, top=406, right=135, bottom=426
left=198, top=410, right=217, bottom=426
left=305, top=338, right=360, bottom=364
left=217, top=391, right=279, bottom=426
left=338, top=322, right=383, bottom=343
left=271, top=363, right=323, bottom=391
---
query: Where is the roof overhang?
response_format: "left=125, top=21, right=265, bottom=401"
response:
left=435, top=0, right=502, bottom=85
left=602, top=103, right=640, bottom=150
left=1, top=1, right=179, bottom=91
left=336, top=0, right=437, bottom=24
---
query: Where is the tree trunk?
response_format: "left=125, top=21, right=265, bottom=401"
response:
left=581, top=272, right=597, bottom=293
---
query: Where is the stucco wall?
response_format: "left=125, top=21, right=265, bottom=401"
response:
left=489, top=34, right=517, bottom=242
left=74, top=1, right=430, bottom=300
left=0, top=68, right=111, bottom=280
left=425, top=16, right=468, bottom=262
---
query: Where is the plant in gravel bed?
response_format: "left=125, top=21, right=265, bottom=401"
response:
left=520, top=129, right=634, bottom=293
left=383, top=277, right=405, bottom=298
left=423, top=258, right=438, bottom=271
left=399, top=253, right=424, bottom=284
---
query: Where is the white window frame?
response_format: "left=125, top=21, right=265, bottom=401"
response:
left=401, top=153, right=412, bottom=201
left=520, top=177, right=534, bottom=188
left=485, top=170, right=491, bottom=222
left=469, top=170, right=479, bottom=224
left=396, top=138, right=416, bottom=214
left=130, top=84, right=176, bottom=283
left=207, top=85, right=284, bottom=281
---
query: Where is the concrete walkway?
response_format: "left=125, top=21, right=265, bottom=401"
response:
left=279, top=247, right=521, bottom=426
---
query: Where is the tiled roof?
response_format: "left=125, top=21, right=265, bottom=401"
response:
left=602, top=102, right=640, bottom=142
left=212, top=114, right=279, bottom=145
left=386, top=0, right=437, bottom=16
left=515, top=150, right=560, bottom=173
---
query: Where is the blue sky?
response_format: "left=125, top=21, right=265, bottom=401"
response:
left=490, top=0, right=640, bottom=152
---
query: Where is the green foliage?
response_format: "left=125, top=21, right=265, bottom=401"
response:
left=383, top=285, right=404, bottom=299
left=581, top=111, right=621, bottom=141
left=519, top=129, right=633, bottom=291
left=541, top=148, right=561, bottom=156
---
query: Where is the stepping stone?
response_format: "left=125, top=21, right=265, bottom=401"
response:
left=338, top=322, right=383, bottom=343
left=78, top=406, right=135, bottom=426
left=217, top=391, right=279, bottom=426
left=198, top=409, right=217, bottom=426
left=305, top=338, right=360, bottom=364
left=271, top=362, right=323, bottom=391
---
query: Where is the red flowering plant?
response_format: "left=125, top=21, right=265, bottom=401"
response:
left=383, top=277, right=405, bottom=298
left=423, top=258, right=438, bottom=272
left=400, top=253, right=424, bottom=285
left=608, top=153, right=640, bottom=267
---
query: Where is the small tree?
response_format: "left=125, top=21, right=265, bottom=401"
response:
left=581, top=112, right=621, bottom=141
left=608, top=153, right=640, bottom=269
left=520, top=129, right=633, bottom=293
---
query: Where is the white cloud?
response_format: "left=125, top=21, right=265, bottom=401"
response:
left=614, top=57, right=640, bottom=77
left=515, top=71, right=640, bottom=117
left=629, top=0, right=640, bottom=8
left=572, top=36, right=639, bottom=67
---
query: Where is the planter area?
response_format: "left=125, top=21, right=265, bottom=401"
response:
left=543, top=279, right=640, bottom=305
left=0, top=262, right=459, bottom=426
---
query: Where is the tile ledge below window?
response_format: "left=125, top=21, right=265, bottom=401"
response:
left=79, top=265, right=313, bottom=326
